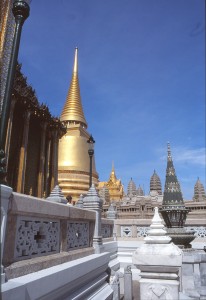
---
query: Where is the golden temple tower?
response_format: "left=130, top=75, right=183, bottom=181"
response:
left=58, top=48, right=99, bottom=201
left=98, top=162, right=124, bottom=201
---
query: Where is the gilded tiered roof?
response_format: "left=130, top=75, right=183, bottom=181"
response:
left=150, top=170, right=162, bottom=195
left=60, top=48, right=87, bottom=128
left=98, top=162, right=124, bottom=201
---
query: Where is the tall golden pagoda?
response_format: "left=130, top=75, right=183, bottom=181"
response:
left=98, top=162, right=124, bottom=201
left=58, top=48, right=99, bottom=201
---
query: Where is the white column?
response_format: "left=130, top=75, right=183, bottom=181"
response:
left=1, top=184, right=12, bottom=283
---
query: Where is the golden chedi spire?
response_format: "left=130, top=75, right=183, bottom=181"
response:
left=98, top=162, right=124, bottom=202
left=58, top=48, right=98, bottom=201
left=109, top=161, right=117, bottom=183
left=60, top=47, right=87, bottom=128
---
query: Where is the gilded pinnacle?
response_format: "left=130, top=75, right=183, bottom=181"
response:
left=60, top=48, right=87, bottom=127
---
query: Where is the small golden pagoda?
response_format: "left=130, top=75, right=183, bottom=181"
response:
left=58, top=48, right=99, bottom=201
left=98, top=163, right=124, bottom=201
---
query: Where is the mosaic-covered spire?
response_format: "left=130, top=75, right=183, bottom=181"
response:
left=160, top=143, right=190, bottom=228
left=60, top=48, right=88, bottom=128
left=162, top=143, right=184, bottom=207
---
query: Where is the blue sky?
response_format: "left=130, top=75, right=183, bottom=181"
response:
left=18, top=0, right=205, bottom=199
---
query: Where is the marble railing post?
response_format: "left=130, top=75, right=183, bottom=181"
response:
left=110, top=271, right=123, bottom=300
left=5, top=98, right=16, bottom=163
left=37, top=122, right=47, bottom=198
left=1, top=184, right=12, bottom=283
left=124, top=265, right=133, bottom=300
left=83, top=184, right=103, bottom=254
left=131, top=225, right=137, bottom=237
left=16, top=110, right=31, bottom=193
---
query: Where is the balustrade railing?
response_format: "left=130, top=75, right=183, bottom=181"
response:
left=2, top=191, right=96, bottom=268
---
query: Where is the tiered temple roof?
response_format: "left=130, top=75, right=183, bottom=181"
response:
left=127, top=178, right=136, bottom=196
left=193, top=178, right=206, bottom=202
left=136, top=185, right=144, bottom=196
left=98, top=163, right=124, bottom=201
left=150, top=170, right=162, bottom=195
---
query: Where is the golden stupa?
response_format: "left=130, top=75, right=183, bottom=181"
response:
left=58, top=48, right=99, bottom=201
left=98, top=162, right=124, bottom=201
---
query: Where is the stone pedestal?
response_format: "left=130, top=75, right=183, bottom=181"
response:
left=83, top=184, right=103, bottom=254
left=124, top=265, right=133, bottom=300
left=133, top=207, right=183, bottom=300
left=167, top=227, right=195, bottom=249
left=1, top=184, right=13, bottom=283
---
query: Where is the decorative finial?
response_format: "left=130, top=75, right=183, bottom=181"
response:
left=167, top=142, right=172, bottom=161
left=73, top=47, right=78, bottom=73
left=144, top=207, right=171, bottom=244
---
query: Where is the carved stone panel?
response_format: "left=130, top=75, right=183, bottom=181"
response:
left=67, top=222, right=89, bottom=250
left=102, top=224, right=113, bottom=238
left=185, top=226, right=206, bottom=238
left=140, top=282, right=179, bottom=300
left=14, top=216, right=60, bottom=260
left=121, top=226, right=132, bottom=237
left=137, top=227, right=150, bottom=237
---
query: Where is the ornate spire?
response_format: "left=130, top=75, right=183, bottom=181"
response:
left=137, top=184, right=144, bottom=196
left=193, top=178, right=206, bottom=202
left=162, top=142, right=184, bottom=207
left=150, top=169, right=162, bottom=195
left=127, top=178, right=136, bottom=196
left=60, top=48, right=88, bottom=128
left=160, top=143, right=190, bottom=228
left=109, top=161, right=117, bottom=182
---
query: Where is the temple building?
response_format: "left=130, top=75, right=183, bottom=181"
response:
left=101, top=146, right=206, bottom=221
left=58, top=48, right=99, bottom=201
left=5, top=64, right=65, bottom=197
left=98, top=163, right=124, bottom=201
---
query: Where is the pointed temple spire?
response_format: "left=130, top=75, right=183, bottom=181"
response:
left=150, top=169, right=162, bottom=195
left=109, top=161, right=117, bottom=182
left=60, top=48, right=88, bottom=128
left=112, top=161, right=115, bottom=172
left=160, top=143, right=190, bottom=228
left=162, top=142, right=184, bottom=206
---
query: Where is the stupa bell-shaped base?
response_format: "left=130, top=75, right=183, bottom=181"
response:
left=166, top=228, right=195, bottom=249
